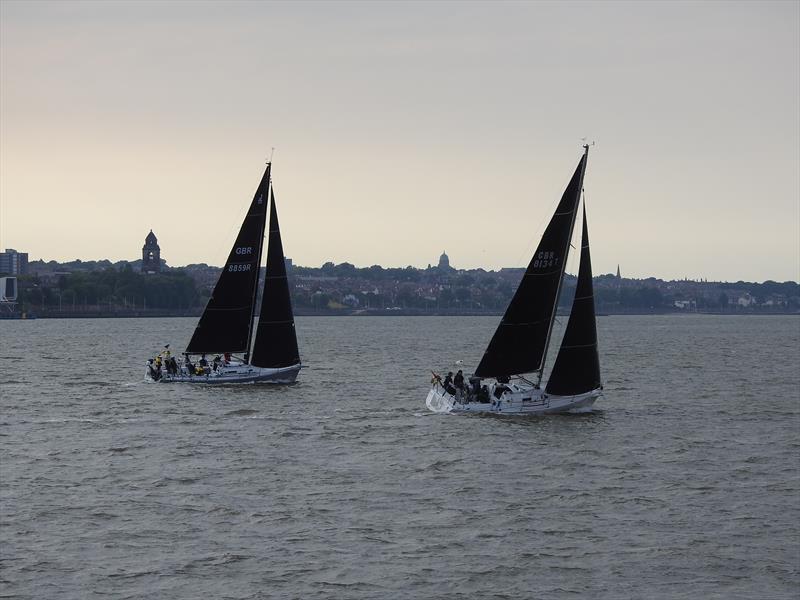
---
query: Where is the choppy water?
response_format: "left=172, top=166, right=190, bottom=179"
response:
left=1, top=315, right=798, bottom=599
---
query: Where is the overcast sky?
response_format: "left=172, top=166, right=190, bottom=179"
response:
left=1, top=0, right=798, bottom=281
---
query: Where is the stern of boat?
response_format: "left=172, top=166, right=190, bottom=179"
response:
left=144, top=363, right=161, bottom=383
left=426, top=386, right=455, bottom=413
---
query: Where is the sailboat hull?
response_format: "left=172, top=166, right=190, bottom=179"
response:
left=145, top=363, right=301, bottom=385
left=425, top=383, right=601, bottom=415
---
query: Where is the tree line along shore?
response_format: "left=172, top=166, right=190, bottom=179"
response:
left=3, top=259, right=798, bottom=318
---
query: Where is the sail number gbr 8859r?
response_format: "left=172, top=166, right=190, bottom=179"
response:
left=228, top=264, right=252, bottom=272
left=228, top=246, right=254, bottom=272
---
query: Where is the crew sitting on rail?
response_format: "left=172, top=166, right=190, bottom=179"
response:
left=468, top=377, right=488, bottom=403
left=453, top=370, right=466, bottom=400
left=165, top=356, right=178, bottom=375
left=469, top=376, right=481, bottom=394
left=453, top=370, right=465, bottom=390
left=213, top=355, right=222, bottom=371
left=183, top=354, right=194, bottom=375
left=442, top=372, right=455, bottom=395
left=479, top=385, right=490, bottom=403
left=147, top=359, right=162, bottom=381
left=493, top=375, right=511, bottom=399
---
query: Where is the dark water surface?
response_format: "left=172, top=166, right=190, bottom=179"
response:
left=1, top=315, right=798, bottom=599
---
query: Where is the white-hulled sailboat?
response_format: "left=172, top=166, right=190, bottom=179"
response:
left=426, top=145, right=602, bottom=414
left=145, top=162, right=301, bottom=384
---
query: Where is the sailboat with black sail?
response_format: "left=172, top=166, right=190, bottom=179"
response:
left=426, top=145, right=602, bottom=414
left=145, top=162, right=301, bottom=384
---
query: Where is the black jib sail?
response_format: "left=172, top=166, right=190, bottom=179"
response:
left=249, top=188, right=300, bottom=368
left=185, top=164, right=270, bottom=355
left=546, top=205, right=601, bottom=395
left=474, top=150, right=587, bottom=378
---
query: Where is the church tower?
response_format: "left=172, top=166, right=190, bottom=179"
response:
left=142, top=230, right=161, bottom=273
left=438, top=250, right=451, bottom=270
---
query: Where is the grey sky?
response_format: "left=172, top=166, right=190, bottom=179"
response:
left=1, top=0, right=798, bottom=281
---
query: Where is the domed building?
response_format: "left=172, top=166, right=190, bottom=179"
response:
left=438, top=250, right=453, bottom=271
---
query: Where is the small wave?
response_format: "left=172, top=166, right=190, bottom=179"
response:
left=109, top=447, right=128, bottom=453
left=107, top=569, right=159, bottom=579
left=224, top=408, right=259, bottom=416
left=151, top=476, right=202, bottom=486
left=419, top=458, right=462, bottom=472
left=178, top=553, right=251, bottom=572
left=90, top=511, right=119, bottom=520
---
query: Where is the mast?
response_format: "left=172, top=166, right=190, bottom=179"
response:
left=245, top=164, right=271, bottom=363
left=537, top=145, right=589, bottom=385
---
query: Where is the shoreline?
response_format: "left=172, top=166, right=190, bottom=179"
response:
left=2, top=309, right=798, bottom=320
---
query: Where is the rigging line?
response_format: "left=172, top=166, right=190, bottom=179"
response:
left=513, top=190, right=562, bottom=268
left=562, top=189, right=585, bottom=279
left=210, top=187, right=256, bottom=269
left=512, top=155, right=583, bottom=268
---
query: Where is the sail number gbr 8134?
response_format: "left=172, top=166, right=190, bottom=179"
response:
left=533, top=251, right=560, bottom=269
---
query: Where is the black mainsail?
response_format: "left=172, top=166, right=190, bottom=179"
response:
left=474, top=150, right=588, bottom=378
left=545, top=205, right=601, bottom=395
left=185, top=164, right=270, bottom=355
left=250, top=189, right=300, bottom=368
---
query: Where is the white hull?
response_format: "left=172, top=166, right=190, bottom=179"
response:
left=145, top=362, right=300, bottom=384
left=426, top=381, right=601, bottom=415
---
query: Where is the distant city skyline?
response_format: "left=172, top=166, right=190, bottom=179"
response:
left=1, top=1, right=798, bottom=282
left=16, top=242, right=798, bottom=284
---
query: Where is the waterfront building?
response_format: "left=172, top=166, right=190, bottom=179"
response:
left=0, top=249, right=28, bottom=275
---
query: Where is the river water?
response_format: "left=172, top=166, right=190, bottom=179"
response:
left=1, top=315, right=798, bottom=599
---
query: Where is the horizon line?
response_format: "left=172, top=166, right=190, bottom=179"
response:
left=19, top=255, right=800, bottom=286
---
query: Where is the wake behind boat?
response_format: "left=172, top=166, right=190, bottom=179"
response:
left=427, top=145, right=602, bottom=414
left=146, top=162, right=301, bottom=384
